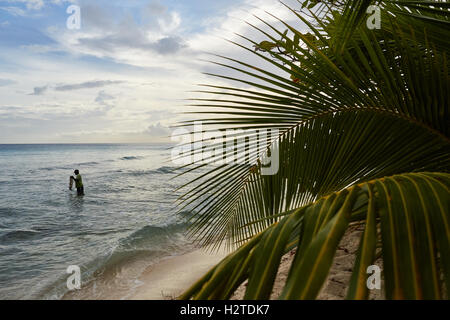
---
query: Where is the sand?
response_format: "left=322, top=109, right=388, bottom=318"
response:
left=131, top=225, right=384, bottom=300
left=130, top=247, right=228, bottom=299
left=231, top=224, right=384, bottom=300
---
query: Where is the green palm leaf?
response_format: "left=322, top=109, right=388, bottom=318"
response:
left=180, top=172, right=450, bottom=300
left=174, top=0, right=450, bottom=300
left=177, top=4, right=449, bottom=248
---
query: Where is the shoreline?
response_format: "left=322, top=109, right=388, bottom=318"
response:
left=130, top=246, right=228, bottom=300
left=60, top=225, right=383, bottom=300
left=129, top=225, right=383, bottom=300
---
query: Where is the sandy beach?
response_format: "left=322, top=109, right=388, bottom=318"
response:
left=130, top=247, right=229, bottom=299
left=131, top=225, right=383, bottom=300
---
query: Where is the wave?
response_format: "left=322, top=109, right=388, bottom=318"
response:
left=76, top=161, right=99, bottom=166
left=0, top=228, right=41, bottom=243
left=38, top=220, right=192, bottom=300
left=120, top=156, right=143, bottom=161
left=37, top=156, right=148, bottom=172
left=40, top=166, right=72, bottom=171
left=0, top=207, right=22, bottom=217
left=124, top=166, right=178, bottom=176
left=85, top=222, right=192, bottom=291
left=39, top=161, right=98, bottom=171
left=117, top=222, right=188, bottom=251
left=156, top=166, right=176, bottom=174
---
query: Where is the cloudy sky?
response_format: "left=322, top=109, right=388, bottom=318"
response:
left=0, top=0, right=301, bottom=143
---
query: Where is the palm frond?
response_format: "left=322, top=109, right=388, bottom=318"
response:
left=176, top=5, right=449, bottom=248
left=180, top=172, right=450, bottom=300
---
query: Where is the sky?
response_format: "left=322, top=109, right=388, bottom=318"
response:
left=0, top=0, right=302, bottom=143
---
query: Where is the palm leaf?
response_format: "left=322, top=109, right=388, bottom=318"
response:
left=179, top=172, right=450, bottom=300
left=176, top=5, right=449, bottom=248
left=174, top=0, right=450, bottom=301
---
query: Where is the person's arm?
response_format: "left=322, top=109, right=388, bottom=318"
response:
left=71, top=176, right=78, bottom=181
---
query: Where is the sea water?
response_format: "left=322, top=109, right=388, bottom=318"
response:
left=0, top=143, right=195, bottom=299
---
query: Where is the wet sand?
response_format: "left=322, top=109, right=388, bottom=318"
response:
left=130, top=247, right=228, bottom=299
left=132, top=225, right=384, bottom=300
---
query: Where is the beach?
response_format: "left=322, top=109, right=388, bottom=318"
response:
left=131, top=246, right=229, bottom=299
left=128, top=225, right=383, bottom=300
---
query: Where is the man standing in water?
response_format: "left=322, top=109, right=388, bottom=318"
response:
left=71, top=169, right=84, bottom=196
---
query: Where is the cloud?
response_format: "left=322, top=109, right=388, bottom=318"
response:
left=156, top=11, right=181, bottom=34
left=53, top=125, right=172, bottom=143
left=95, top=90, right=115, bottom=105
left=80, top=4, right=115, bottom=31
left=72, top=9, right=186, bottom=56
left=0, top=106, right=23, bottom=115
left=50, top=0, right=75, bottom=6
left=0, top=0, right=304, bottom=143
left=143, top=1, right=181, bottom=33
left=25, top=81, right=122, bottom=96
left=0, top=78, right=15, bottom=87
left=44, top=1, right=187, bottom=68
left=54, top=80, right=123, bottom=91
left=1, top=0, right=44, bottom=12
left=0, top=7, right=26, bottom=16
left=30, top=85, right=48, bottom=95
left=0, top=101, right=114, bottom=121
left=19, top=0, right=44, bottom=10
left=144, top=122, right=171, bottom=137
left=0, top=0, right=74, bottom=17
left=0, top=0, right=69, bottom=17
left=152, top=36, right=185, bottom=55
left=146, top=109, right=174, bottom=122
left=145, top=0, right=166, bottom=15
left=76, top=33, right=186, bottom=56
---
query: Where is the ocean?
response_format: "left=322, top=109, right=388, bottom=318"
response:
left=0, top=143, right=196, bottom=300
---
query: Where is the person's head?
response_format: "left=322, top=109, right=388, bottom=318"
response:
left=74, top=169, right=79, bottom=175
